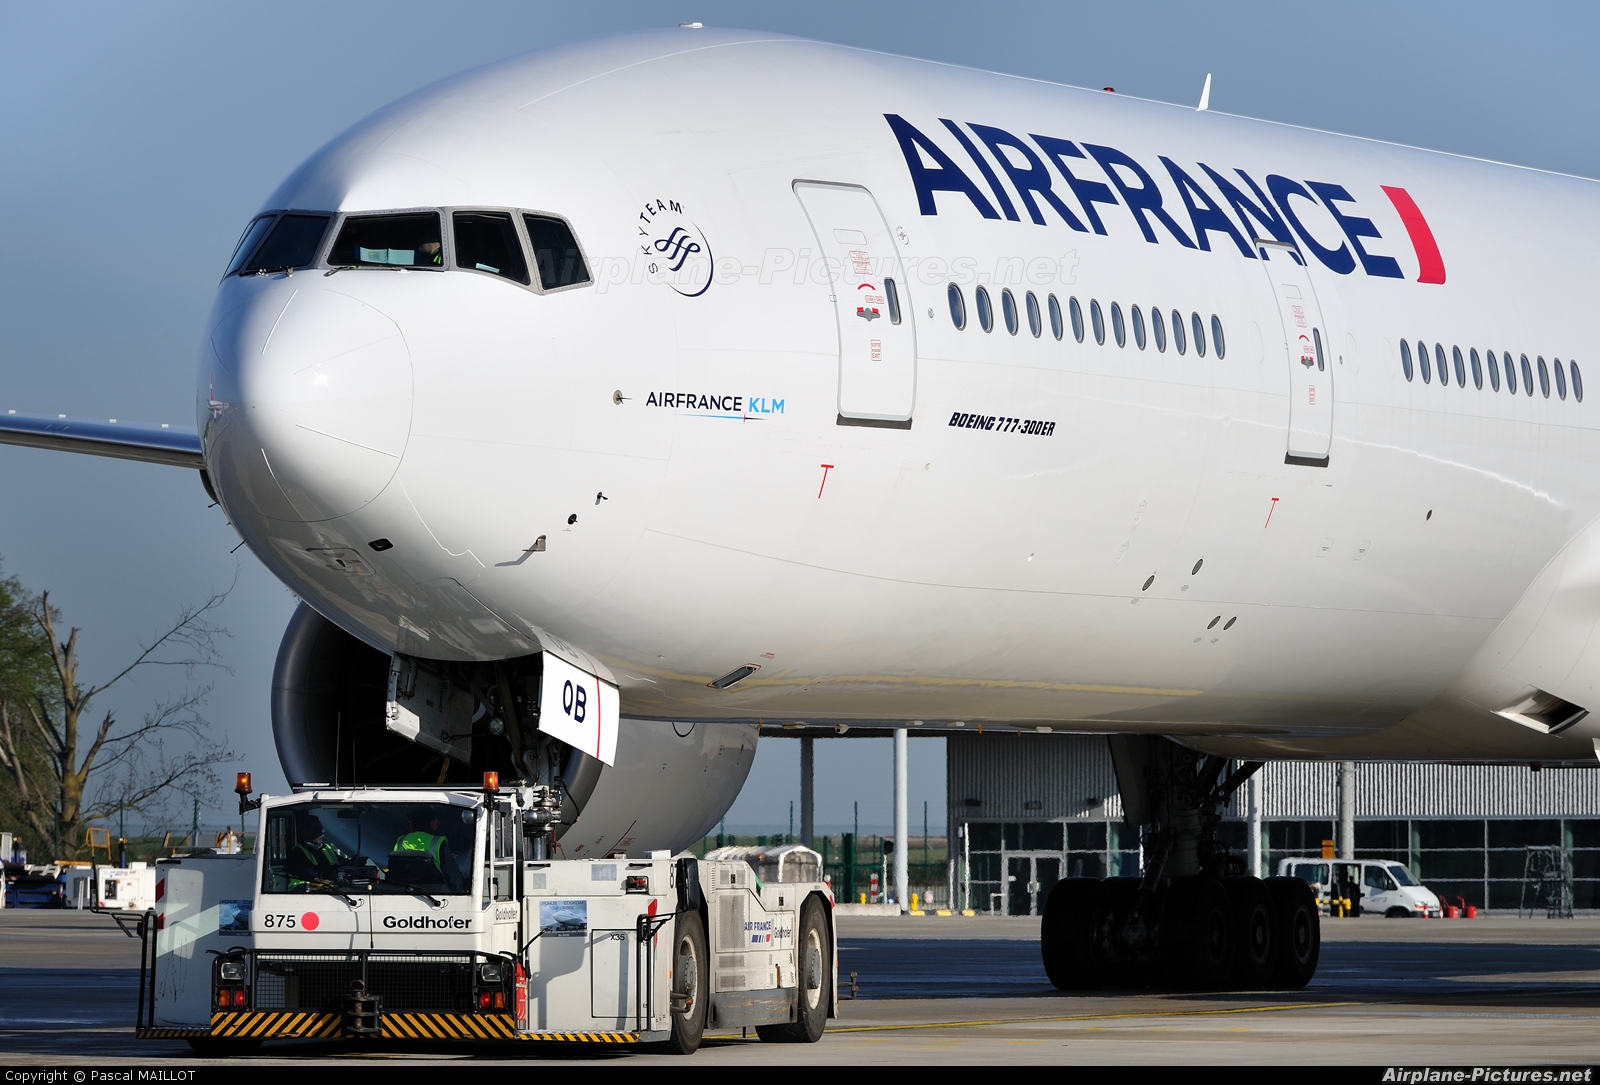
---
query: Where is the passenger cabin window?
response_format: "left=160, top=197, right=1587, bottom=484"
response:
left=1193, top=312, right=1207, bottom=358
left=1400, top=340, right=1413, bottom=381
left=976, top=287, right=994, bottom=332
left=1171, top=309, right=1186, bottom=355
left=1556, top=358, right=1568, bottom=400
left=1211, top=315, right=1226, bottom=359
left=1090, top=299, right=1105, bottom=345
left=1452, top=345, right=1466, bottom=387
left=523, top=214, right=591, bottom=289
left=1132, top=306, right=1146, bottom=350
left=1486, top=349, right=1499, bottom=391
left=1418, top=341, right=1431, bottom=383
left=241, top=213, right=331, bottom=274
left=225, top=214, right=278, bottom=277
left=1470, top=348, right=1483, bottom=389
left=948, top=284, right=966, bottom=329
left=1152, top=307, right=1166, bottom=352
left=1504, top=352, right=1517, bottom=394
left=1001, top=289, right=1018, bottom=335
left=1047, top=294, right=1063, bottom=340
left=1521, top=354, right=1534, bottom=396
left=1573, top=362, right=1584, bottom=402
left=884, top=278, right=902, bottom=325
left=1111, top=302, right=1126, bottom=347
left=330, top=212, right=444, bottom=269
left=452, top=211, right=530, bottom=285
left=1538, top=356, right=1551, bottom=397
left=1436, top=343, right=1449, bottom=386
left=1069, top=297, right=1085, bottom=342
left=1025, top=291, right=1041, bottom=338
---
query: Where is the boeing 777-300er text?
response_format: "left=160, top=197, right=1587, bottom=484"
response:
left=4, top=27, right=1597, bottom=989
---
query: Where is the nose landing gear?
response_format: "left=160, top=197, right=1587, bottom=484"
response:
left=1041, top=736, right=1320, bottom=992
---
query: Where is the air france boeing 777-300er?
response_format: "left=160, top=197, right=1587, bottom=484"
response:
left=5, top=26, right=1597, bottom=990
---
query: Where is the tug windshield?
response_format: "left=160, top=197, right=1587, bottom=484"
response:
left=262, top=801, right=478, bottom=896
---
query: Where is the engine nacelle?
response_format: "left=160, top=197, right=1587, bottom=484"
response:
left=270, top=603, right=758, bottom=853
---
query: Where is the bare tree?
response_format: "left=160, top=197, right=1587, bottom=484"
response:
left=0, top=584, right=237, bottom=860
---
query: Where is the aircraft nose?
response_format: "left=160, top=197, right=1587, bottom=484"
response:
left=205, top=281, right=413, bottom=522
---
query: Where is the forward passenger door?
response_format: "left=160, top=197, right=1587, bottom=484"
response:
left=793, top=182, right=917, bottom=428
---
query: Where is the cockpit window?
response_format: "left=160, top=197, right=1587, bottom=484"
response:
left=453, top=211, right=530, bottom=285
left=329, top=212, right=444, bottom=269
left=243, top=213, right=331, bottom=274
left=224, top=214, right=278, bottom=277
left=523, top=214, right=591, bottom=290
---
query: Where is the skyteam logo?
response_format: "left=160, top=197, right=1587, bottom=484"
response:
left=638, top=197, right=713, bottom=297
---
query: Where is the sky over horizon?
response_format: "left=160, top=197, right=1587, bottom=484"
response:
left=1, top=1, right=1596, bottom=836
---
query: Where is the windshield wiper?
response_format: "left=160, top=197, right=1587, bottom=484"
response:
left=305, top=879, right=359, bottom=907
left=383, top=878, right=445, bottom=907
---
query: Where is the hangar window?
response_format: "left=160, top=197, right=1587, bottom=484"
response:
left=1573, top=361, right=1584, bottom=402
left=224, top=214, right=278, bottom=277
left=1436, top=343, right=1449, bottom=387
left=1111, top=302, right=1126, bottom=347
left=243, top=213, right=332, bottom=274
left=1505, top=352, right=1518, bottom=395
left=1047, top=294, right=1063, bottom=340
left=1469, top=348, right=1483, bottom=389
left=1452, top=346, right=1466, bottom=388
left=1192, top=312, right=1206, bottom=358
left=1556, top=358, right=1568, bottom=400
left=329, top=212, right=444, bottom=269
left=1211, top=315, right=1226, bottom=359
left=1486, top=349, right=1499, bottom=391
left=948, top=283, right=966, bottom=329
left=1400, top=340, right=1413, bottom=381
left=1538, top=356, right=1551, bottom=398
left=1090, top=299, right=1105, bottom=345
left=452, top=211, right=530, bottom=285
left=976, top=286, right=994, bottom=332
left=1521, top=354, right=1534, bottom=396
left=1001, top=288, right=1019, bottom=335
left=523, top=215, right=591, bottom=289
left=1025, top=291, right=1041, bottom=338
left=1132, top=306, right=1146, bottom=350
left=1069, top=296, right=1085, bottom=342
left=1152, top=307, right=1167, bottom=352
left=1171, top=309, right=1186, bottom=355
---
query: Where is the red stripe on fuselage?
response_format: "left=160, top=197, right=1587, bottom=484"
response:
left=1381, top=186, right=1446, bottom=284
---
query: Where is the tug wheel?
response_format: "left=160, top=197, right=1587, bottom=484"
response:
left=659, top=909, right=708, bottom=1054
left=756, top=895, right=829, bottom=1043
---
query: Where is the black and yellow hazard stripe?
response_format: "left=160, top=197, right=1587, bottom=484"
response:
left=517, top=1030, right=640, bottom=1043
left=381, top=1012, right=517, bottom=1041
left=137, top=1026, right=213, bottom=1039
left=211, top=1011, right=342, bottom=1039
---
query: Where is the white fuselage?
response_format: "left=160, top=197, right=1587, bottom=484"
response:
left=200, top=28, right=1600, bottom=763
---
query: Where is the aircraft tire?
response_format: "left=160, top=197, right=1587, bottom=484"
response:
left=1041, top=877, right=1105, bottom=990
left=1223, top=876, right=1276, bottom=989
left=1097, top=877, right=1148, bottom=989
left=1158, top=875, right=1233, bottom=990
left=1266, top=875, right=1321, bottom=988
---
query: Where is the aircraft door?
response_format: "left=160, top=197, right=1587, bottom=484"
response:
left=1257, top=241, right=1332, bottom=466
left=793, top=181, right=917, bottom=427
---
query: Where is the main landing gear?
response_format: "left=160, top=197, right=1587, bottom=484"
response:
left=1040, top=737, right=1320, bottom=992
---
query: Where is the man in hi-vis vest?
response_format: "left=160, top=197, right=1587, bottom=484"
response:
left=392, top=807, right=454, bottom=883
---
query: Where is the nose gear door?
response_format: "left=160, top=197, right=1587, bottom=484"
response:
left=1257, top=240, right=1332, bottom=466
left=793, top=181, right=917, bottom=428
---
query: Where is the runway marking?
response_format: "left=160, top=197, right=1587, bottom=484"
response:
left=821, top=1000, right=1359, bottom=1035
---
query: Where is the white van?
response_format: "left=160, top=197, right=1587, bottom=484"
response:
left=1278, top=858, right=1443, bottom=918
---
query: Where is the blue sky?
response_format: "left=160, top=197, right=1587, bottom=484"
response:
left=1, top=1, right=1595, bottom=835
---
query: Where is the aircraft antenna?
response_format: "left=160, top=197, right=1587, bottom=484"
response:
left=1197, top=73, right=1212, bottom=111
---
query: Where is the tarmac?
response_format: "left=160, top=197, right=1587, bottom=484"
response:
left=2, top=908, right=1599, bottom=1065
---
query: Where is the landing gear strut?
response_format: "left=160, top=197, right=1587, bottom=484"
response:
left=1040, top=737, right=1319, bottom=991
